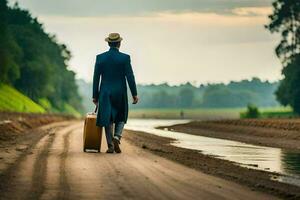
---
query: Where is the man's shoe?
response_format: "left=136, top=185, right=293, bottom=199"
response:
left=113, top=137, right=121, bottom=153
left=106, top=147, right=114, bottom=153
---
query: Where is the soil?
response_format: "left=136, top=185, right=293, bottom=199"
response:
left=0, top=121, right=277, bottom=200
left=123, top=129, right=300, bottom=200
left=0, top=112, right=74, bottom=141
left=0, top=112, right=75, bottom=173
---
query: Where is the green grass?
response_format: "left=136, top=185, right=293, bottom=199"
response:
left=259, top=106, right=293, bottom=113
left=0, top=84, right=45, bottom=113
left=0, top=84, right=82, bottom=117
left=129, top=108, right=243, bottom=120
left=61, top=103, right=81, bottom=118
left=129, top=107, right=296, bottom=120
left=240, top=106, right=295, bottom=119
left=259, top=107, right=296, bottom=118
left=38, top=98, right=81, bottom=117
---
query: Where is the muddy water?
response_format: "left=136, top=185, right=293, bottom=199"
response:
left=125, top=119, right=300, bottom=187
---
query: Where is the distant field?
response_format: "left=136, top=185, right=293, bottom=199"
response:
left=129, top=108, right=242, bottom=120
left=0, top=84, right=45, bottom=113
left=259, top=107, right=295, bottom=118
left=129, top=107, right=294, bottom=120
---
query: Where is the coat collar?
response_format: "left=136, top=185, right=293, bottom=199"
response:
left=109, top=47, right=119, bottom=52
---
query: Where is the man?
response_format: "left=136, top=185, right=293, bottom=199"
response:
left=92, top=33, right=139, bottom=153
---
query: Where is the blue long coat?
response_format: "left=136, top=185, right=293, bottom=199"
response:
left=92, top=47, right=137, bottom=127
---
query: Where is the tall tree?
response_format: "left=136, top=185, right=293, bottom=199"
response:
left=267, top=0, right=300, bottom=114
left=0, top=1, right=83, bottom=114
left=266, top=0, right=300, bottom=63
left=0, top=0, right=20, bottom=83
left=0, top=0, right=8, bottom=81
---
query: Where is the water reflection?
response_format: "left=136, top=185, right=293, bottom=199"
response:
left=281, top=152, right=300, bottom=176
left=126, top=119, right=300, bottom=186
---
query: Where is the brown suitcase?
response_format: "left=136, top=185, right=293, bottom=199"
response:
left=83, top=108, right=102, bottom=152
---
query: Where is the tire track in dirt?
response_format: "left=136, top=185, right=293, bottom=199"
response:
left=0, top=134, right=51, bottom=200
left=26, top=132, right=56, bottom=200
left=25, top=123, right=79, bottom=200
left=38, top=123, right=82, bottom=200
left=57, top=130, right=72, bottom=200
left=0, top=122, right=79, bottom=200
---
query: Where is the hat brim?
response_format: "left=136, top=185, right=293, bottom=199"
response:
left=105, top=37, right=123, bottom=42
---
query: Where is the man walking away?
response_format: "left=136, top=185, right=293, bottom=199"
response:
left=92, top=33, right=139, bottom=153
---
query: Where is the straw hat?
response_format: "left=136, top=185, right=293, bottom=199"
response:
left=105, top=33, right=123, bottom=42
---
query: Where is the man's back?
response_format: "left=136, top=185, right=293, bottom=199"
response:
left=92, top=46, right=137, bottom=127
left=92, top=33, right=138, bottom=153
left=97, top=48, right=130, bottom=88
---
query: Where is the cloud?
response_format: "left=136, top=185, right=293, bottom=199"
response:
left=37, top=11, right=280, bottom=84
left=10, top=0, right=272, bottom=17
left=231, top=7, right=272, bottom=16
left=8, top=0, right=280, bottom=84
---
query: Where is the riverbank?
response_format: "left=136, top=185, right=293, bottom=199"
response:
left=123, top=129, right=300, bottom=199
left=159, top=119, right=300, bottom=150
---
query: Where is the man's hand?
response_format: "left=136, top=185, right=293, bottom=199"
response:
left=132, top=96, right=139, bottom=104
left=92, top=98, right=98, bottom=106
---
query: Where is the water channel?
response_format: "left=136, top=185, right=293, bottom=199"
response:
left=125, top=119, right=300, bottom=187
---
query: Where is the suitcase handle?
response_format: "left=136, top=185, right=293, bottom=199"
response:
left=94, top=106, right=98, bottom=114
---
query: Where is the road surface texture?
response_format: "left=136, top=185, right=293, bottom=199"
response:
left=0, top=121, right=276, bottom=200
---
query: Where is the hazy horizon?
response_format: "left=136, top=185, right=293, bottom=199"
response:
left=9, top=0, right=282, bottom=85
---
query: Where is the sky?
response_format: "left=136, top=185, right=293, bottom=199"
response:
left=9, top=0, right=282, bottom=85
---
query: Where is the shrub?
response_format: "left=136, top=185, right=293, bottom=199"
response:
left=240, top=104, right=260, bottom=119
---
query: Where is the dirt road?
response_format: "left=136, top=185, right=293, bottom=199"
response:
left=0, top=121, right=277, bottom=200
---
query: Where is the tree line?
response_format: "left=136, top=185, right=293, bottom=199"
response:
left=0, top=0, right=82, bottom=113
left=267, top=0, right=300, bottom=114
left=128, top=78, right=279, bottom=109
left=77, top=78, right=280, bottom=112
